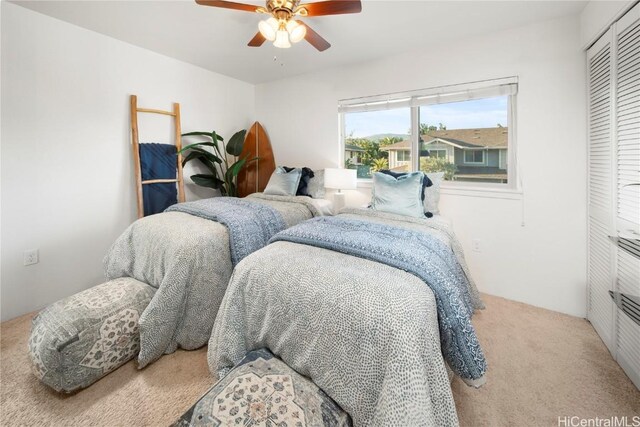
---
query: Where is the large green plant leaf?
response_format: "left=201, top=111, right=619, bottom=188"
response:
left=190, top=174, right=225, bottom=189
left=182, top=131, right=223, bottom=141
left=226, top=130, right=247, bottom=156
left=181, top=150, right=219, bottom=167
left=181, top=150, right=220, bottom=175
left=179, top=141, right=219, bottom=154
left=197, top=157, right=219, bottom=175
left=182, top=131, right=212, bottom=137
left=186, top=147, right=222, bottom=164
left=225, top=157, right=248, bottom=182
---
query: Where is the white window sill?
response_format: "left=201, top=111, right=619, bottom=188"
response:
left=356, top=179, right=522, bottom=200
left=440, top=185, right=522, bottom=200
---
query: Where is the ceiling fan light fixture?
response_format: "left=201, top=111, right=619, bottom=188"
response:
left=273, top=29, right=291, bottom=48
left=258, top=17, right=279, bottom=41
left=292, top=6, right=308, bottom=16
left=286, top=20, right=306, bottom=43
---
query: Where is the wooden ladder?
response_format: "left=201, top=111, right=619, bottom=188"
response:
left=130, top=95, right=185, bottom=218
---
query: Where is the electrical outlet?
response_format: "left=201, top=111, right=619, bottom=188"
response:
left=472, top=239, right=481, bottom=253
left=24, top=249, right=39, bottom=266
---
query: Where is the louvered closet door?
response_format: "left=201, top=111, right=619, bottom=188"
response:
left=587, top=31, right=616, bottom=353
left=615, top=3, right=640, bottom=389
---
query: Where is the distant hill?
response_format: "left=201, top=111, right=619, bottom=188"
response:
left=363, top=133, right=409, bottom=142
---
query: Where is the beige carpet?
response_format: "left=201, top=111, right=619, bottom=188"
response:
left=1, top=294, right=638, bottom=426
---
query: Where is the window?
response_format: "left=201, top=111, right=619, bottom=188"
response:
left=397, top=151, right=411, bottom=162
left=339, top=77, right=517, bottom=188
left=418, top=96, right=509, bottom=184
left=428, top=149, right=447, bottom=159
left=464, top=150, right=485, bottom=164
left=342, top=108, right=410, bottom=178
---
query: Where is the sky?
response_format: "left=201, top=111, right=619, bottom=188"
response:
left=345, top=96, right=508, bottom=138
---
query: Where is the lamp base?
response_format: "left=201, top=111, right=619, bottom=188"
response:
left=332, top=192, right=346, bottom=214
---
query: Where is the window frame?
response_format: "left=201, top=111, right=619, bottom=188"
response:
left=428, top=149, right=448, bottom=159
left=338, top=77, right=519, bottom=193
left=396, top=150, right=411, bottom=162
left=463, top=149, right=487, bottom=165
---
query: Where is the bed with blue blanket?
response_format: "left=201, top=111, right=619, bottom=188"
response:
left=103, top=193, right=328, bottom=367
left=207, top=207, right=485, bottom=427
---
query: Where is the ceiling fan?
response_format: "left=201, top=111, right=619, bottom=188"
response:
left=195, top=0, right=362, bottom=51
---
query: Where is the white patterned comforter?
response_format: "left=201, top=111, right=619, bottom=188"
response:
left=103, top=194, right=321, bottom=367
left=207, top=208, right=483, bottom=427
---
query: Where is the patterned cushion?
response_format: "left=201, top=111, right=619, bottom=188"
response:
left=28, top=277, right=156, bottom=393
left=172, top=348, right=352, bottom=427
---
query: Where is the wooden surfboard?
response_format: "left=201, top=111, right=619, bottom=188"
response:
left=237, top=122, right=276, bottom=198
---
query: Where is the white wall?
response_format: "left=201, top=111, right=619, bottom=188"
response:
left=256, top=15, right=588, bottom=317
left=580, top=0, right=635, bottom=48
left=0, top=3, right=255, bottom=321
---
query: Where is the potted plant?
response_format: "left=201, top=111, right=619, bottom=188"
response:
left=179, top=129, right=255, bottom=197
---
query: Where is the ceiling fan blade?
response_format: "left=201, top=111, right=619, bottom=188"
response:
left=195, top=0, right=259, bottom=12
left=301, top=0, right=361, bottom=16
left=248, top=32, right=267, bottom=47
left=297, top=21, right=331, bottom=52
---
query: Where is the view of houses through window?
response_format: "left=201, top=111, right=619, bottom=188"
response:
left=342, top=92, right=512, bottom=185
left=343, top=108, right=410, bottom=179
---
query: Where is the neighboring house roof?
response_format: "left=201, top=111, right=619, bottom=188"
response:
left=380, top=127, right=508, bottom=151
left=345, top=144, right=365, bottom=152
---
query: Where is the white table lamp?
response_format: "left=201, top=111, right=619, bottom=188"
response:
left=324, top=168, right=357, bottom=213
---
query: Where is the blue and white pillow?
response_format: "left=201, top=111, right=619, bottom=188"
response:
left=371, top=172, right=425, bottom=218
left=264, top=167, right=302, bottom=196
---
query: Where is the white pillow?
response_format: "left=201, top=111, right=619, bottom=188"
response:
left=307, top=169, right=325, bottom=199
left=423, top=172, right=444, bottom=215
left=263, top=167, right=302, bottom=196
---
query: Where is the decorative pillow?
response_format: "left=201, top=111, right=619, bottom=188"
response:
left=423, top=172, right=444, bottom=215
left=371, top=172, right=425, bottom=218
left=307, top=169, right=326, bottom=199
left=171, top=348, right=352, bottom=427
left=28, top=277, right=156, bottom=393
left=283, top=166, right=315, bottom=197
left=379, top=169, right=432, bottom=201
left=263, top=167, right=302, bottom=196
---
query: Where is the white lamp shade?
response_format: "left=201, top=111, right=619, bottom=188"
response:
left=258, top=18, right=278, bottom=41
left=286, top=20, right=306, bottom=43
left=273, top=29, right=291, bottom=48
left=324, top=168, right=357, bottom=190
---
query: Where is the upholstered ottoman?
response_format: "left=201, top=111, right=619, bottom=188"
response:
left=173, top=348, right=352, bottom=427
left=28, top=277, right=156, bottom=393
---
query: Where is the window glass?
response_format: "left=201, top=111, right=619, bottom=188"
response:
left=464, top=150, right=485, bottom=164
left=419, top=96, right=509, bottom=184
left=344, top=108, right=410, bottom=178
left=428, top=149, right=447, bottom=159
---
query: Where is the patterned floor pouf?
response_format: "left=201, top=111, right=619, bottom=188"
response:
left=28, top=277, right=156, bottom=393
left=173, top=348, right=352, bottom=427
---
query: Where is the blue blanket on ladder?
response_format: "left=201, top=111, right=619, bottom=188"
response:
left=140, top=143, right=178, bottom=216
left=166, top=197, right=286, bottom=266
left=270, top=216, right=487, bottom=384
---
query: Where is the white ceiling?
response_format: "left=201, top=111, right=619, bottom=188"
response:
left=13, top=0, right=587, bottom=84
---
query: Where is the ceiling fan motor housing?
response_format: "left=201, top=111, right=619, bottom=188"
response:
left=265, top=0, right=305, bottom=17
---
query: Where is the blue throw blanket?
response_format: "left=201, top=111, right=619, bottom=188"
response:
left=139, top=143, right=178, bottom=216
left=270, top=216, right=487, bottom=382
left=166, top=197, right=286, bottom=266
